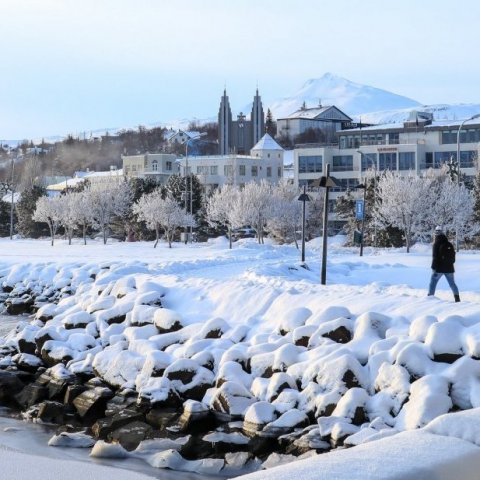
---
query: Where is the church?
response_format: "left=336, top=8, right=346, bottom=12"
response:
left=218, top=89, right=265, bottom=155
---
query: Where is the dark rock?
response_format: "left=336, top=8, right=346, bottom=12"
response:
left=342, top=369, right=360, bottom=389
left=322, top=326, right=352, bottom=344
left=294, top=336, right=310, bottom=347
left=13, top=353, right=44, bottom=373
left=0, top=370, right=28, bottom=405
left=2, top=284, right=14, bottom=293
left=352, top=406, right=367, bottom=426
left=72, top=387, right=114, bottom=422
left=177, top=409, right=216, bottom=434
left=205, top=328, right=222, bottom=339
left=105, top=393, right=138, bottom=416
left=156, top=320, right=182, bottom=334
left=145, top=408, right=179, bottom=430
left=18, top=338, right=37, bottom=355
left=108, top=420, right=153, bottom=451
left=92, top=409, right=145, bottom=439
left=433, top=353, right=463, bottom=364
left=64, top=385, right=87, bottom=406
left=15, top=383, right=48, bottom=409
left=37, top=401, right=66, bottom=424
left=106, top=314, right=126, bottom=325
left=166, top=369, right=195, bottom=384
left=5, top=296, right=34, bottom=315
left=41, top=346, right=73, bottom=368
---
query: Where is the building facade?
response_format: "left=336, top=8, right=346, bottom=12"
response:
left=294, top=112, right=480, bottom=229
left=122, top=153, right=178, bottom=184
left=180, top=134, right=284, bottom=194
left=218, top=89, right=265, bottom=155
left=277, top=104, right=352, bottom=142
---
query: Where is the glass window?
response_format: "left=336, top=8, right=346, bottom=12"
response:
left=267, top=166, right=272, bottom=177
left=399, top=152, right=415, bottom=170
left=224, top=165, right=233, bottom=176
left=332, top=155, right=353, bottom=172
left=210, top=165, right=218, bottom=175
left=389, top=132, right=399, bottom=145
left=278, top=166, right=282, bottom=177
left=252, top=166, right=258, bottom=177
left=152, top=160, right=158, bottom=171
left=166, top=161, right=172, bottom=171
left=239, top=165, right=246, bottom=176
left=379, top=152, right=397, bottom=170
left=299, top=155, right=322, bottom=173
left=361, top=153, right=377, bottom=171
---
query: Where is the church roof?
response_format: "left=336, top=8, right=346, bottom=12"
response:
left=251, top=133, right=283, bottom=151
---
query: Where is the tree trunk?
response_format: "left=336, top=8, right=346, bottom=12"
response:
left=103, top=226, right=107, bottom=245
left=49, top=223, right=54, bottom=246
left=154, top=227, right=159, bottom=248
left=228, top=226, right=232, bottom=249
left=83, top=224, right=87, bottom=245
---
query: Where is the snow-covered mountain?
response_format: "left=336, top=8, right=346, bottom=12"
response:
left=268, top=73, right=422, bottom=119
left=268, top=73, right=480, bottom=126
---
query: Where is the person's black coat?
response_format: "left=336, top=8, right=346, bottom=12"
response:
left=431, top=234, right=455, bottom=273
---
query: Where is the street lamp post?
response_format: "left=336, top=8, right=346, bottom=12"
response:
left=297, top=184, right=310, bottom=267
left=357, top=150, right=377, bottom=248
left=355, top=183, right=367, bottom=256
left=455, top=113, right=480, bottom=250
left=9, top=155, right=15, bottom=240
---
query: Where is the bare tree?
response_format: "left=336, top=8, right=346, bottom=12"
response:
left=32, top=196, right=62, bottom=246
left=133, top=191, right=194, bottom=248
left=206, top=184, right=241, bottom=248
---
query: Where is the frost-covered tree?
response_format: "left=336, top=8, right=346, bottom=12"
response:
left=206, top=184, right=241, bottom=249
left=32, top=196, right=62, bottom=246
left=89, top=183, right=132, bottom=244
left=56, top=191, right=94, bottom=245
left=374, top=171, right=433, bottom=252
left=133, top=191, right=194, bottom=248
left=267, top=180, right=303, bottom=246
left=233, top=180, right=273, bottom=244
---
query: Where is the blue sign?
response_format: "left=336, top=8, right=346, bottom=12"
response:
left=356, top=199, right=364, bottom=220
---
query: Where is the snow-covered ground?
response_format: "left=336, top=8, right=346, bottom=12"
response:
left=1, top=235, right=480, bottom=479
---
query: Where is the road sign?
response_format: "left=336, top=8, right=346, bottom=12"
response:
left=356, top=199, right=364, bottom=220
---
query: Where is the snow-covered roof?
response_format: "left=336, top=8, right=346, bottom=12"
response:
left=251, top=134, right=283, bottom=151
left=279, top=105, right=351, bottom=122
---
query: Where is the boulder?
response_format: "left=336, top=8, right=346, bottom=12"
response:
left=92, top=409, right=145, bottom=439
left=37, top=401, right=66, bottom=424
left=109, top=420, right=154, bottom=451
left=0, top=370, right=28, bottom=405
left=72, top=387, right=114, bottom=422
left=15, top=383, right=48, bottom=409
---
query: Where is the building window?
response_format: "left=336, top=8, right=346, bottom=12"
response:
left=132, top=165, right=137, bottom=171
left=399, top=152, right=415, bottom=170
left=434, top=151, right=476, bottom=168
left=332, top=155, right=353, bottom=172
left=267, top=153, right=270, bottom=158
left=379, top=152, right=397, bottom=170
left=278, top=166, right=282, bottom=177
left=388, top=132, right=400, bottom=145
left=361, top=153, right=377, bottom=171
left=166, top=161, right=172, bottom=171
left=252, top=166, right=258, bottom=177
left=239, top=165, right=246, bottom=176
left=210, top=165, right=218, bottom=175
left=266, top=166, right=272, bottom=177
left=152, top=160, right=158, bottom=171
left=299, top=155, right=322, bottom=173
left=224, top=165, right=233, bottom=176
left=197, top=166, right=209, bottom=174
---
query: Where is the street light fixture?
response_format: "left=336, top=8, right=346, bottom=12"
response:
left=297, top=184, right=311, bottom=267
left=455, top=113, right=480, bottom=250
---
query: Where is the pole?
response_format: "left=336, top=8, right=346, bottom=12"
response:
left=359, top=185, right=366, bottom=257
left=301, top=184, right=306, bottom=264
left=321, top=164, right=330, bottom=285
left=184, top=139, right=189, bottom=244
left=9, top=156, right=15, bottom=240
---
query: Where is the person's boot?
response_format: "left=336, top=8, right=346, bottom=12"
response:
left=454, top=294, right=461, bottom=303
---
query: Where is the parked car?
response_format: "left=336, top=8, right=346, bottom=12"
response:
left=232, top=228, right=256, bottom=240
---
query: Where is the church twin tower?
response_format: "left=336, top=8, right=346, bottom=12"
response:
left=218, top=89, right=265, bottom=155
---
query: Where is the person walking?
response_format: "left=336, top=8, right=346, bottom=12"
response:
left=428, top=226, right=460, bottom=302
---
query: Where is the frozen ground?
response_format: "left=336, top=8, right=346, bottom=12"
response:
left=1, top=235, right=480, bottom=479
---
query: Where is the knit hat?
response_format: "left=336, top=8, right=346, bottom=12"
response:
left=434, top=226, right=444, bottom=235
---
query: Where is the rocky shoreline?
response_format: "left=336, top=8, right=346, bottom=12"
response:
left=1, top=260, right=479, bottom=475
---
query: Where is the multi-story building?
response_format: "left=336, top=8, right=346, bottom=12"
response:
left=294, top=111, right=480, bottom=230
left=179, top=133, right=284, bottom=194
left=277, top=104, right=352, bottom=142
left=122, top=153, right=178, bottom=184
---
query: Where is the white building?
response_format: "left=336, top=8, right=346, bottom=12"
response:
left=178, top=134, right=284, bottom=194
left=294, top=112, right=480, bottom=230
left=46, top=168, right=124, bottom=195
left=277, top=104, right=352, bottom=141
left=122, top=153, right=178, bottom=184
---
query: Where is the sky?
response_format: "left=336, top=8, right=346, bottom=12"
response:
left=1, top=0, right=480, bottom=140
